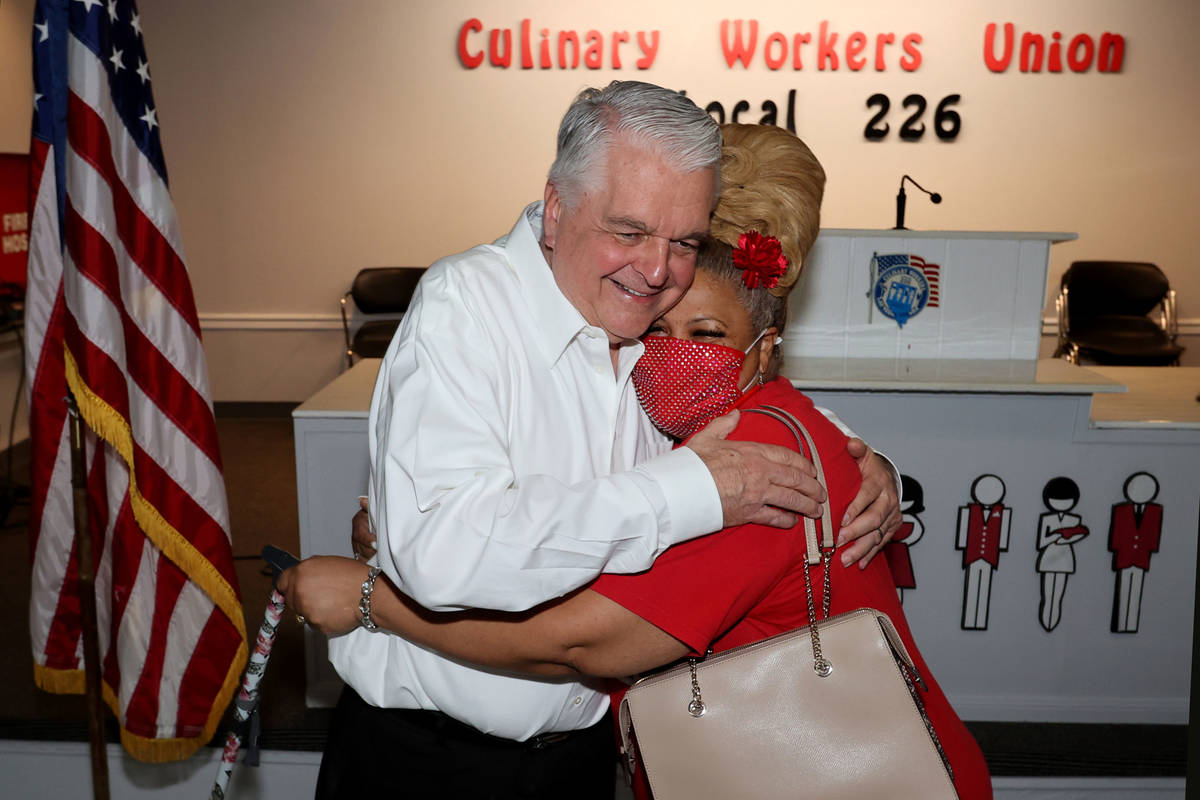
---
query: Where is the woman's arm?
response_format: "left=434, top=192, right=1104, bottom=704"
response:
left=278, top=556, right=689, bottom=678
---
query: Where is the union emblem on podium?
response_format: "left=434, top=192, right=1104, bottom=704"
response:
left=869, top=253, right=941, bottom=328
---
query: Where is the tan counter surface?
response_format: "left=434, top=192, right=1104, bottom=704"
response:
left=1085, top=366, right=1200, bottom=430
left=297, top=358, right=1199, bottom=430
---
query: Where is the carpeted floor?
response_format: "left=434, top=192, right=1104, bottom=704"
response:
left=0, top=407, right=1188, bottom=779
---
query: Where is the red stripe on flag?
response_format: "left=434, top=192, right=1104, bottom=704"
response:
left=63, top=200, right=222, bottom=466
left=122, top=554, right=188, bottom=740
left=39, top=534, right=82, bottom=670
left=41, top=432, right=114, bottom=672
left=65, top=93, right=201, bottom=337
left=100, top=494, right=144, bottom=698
left=58, top=322, right=237, bottom=588
left=62, top=314, right=132, bottom=420
left=175, top=610, right=244, bottom=738
left=28, top=140, right=50, bottom=214
left=27, top=290, right=68, bottom=560
left=131, top=443, right=237, bottom=588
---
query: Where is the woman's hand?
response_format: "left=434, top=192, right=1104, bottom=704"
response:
left=277, top=556, right=371, bottom=636
left=351, top=496, right=377, bottom=561
left=837, top=438, right=902, bottom=568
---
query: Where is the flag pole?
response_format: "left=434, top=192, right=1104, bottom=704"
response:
left=66, top=390, right=111, bottom=800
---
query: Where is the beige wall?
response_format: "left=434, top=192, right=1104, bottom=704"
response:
left=2, top=0, right=1198, bottom=400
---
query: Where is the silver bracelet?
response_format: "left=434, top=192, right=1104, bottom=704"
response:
left=359, top=566, right=382, bottom=631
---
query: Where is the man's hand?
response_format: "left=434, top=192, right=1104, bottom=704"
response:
left=837, top=438, right=902, bottom=568
left=686, top=410, right=827, bottom=529
left=277, top=556, right=371, bottom=636
left=351, top=496, right=377, bottom=561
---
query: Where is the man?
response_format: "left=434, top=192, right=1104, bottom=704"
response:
left=956, top=473, right=1012, bottom=631
left=1108, top=471, right=1162, bottom=633
left=282, top=81, right=899, bottom=798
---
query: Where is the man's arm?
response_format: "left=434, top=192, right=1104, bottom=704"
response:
left=370, top=268, right=828, bottom=613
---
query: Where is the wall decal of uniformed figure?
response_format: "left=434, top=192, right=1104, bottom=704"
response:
left=956, top=474, right=1012, bottom=630
left=1035, top=477, right=1090, bottom=632
left=884, top=475, right=925, bottom=604
left=1109, top=471, right=1163, bottom=634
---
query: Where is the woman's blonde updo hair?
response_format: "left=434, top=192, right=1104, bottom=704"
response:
left=697, top=124, right=826, bottom=380
left=708, top=123, right=826, bottom=297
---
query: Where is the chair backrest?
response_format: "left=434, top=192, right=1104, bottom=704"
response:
left=1061, top=261, right=1170, bottom=321
left=350, top=267, right=424, bottom=314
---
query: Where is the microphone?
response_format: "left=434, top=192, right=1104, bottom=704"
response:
left=893, top=175, right=942, bottom=230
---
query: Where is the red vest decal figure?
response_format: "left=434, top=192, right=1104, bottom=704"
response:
left=1035, top=476, right=1089, bottom=632
left=1109, top=471, right=1163, bottom=634
left=956, top=474, right=1011, bottom=630
left=884, top=474, right=925, bottom=604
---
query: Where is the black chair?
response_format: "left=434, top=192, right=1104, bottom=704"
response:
left=1054, top=260, right=1183, bottom=366
left=340, top=267, right=424, bottom=368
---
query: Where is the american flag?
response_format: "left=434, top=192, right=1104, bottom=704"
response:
left=910, top=254, right=941, bottom=308
left=27, top=0, right=246, bottom=762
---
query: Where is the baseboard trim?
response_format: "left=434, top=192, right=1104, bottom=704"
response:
left=199, top=313, right=343, bottom=331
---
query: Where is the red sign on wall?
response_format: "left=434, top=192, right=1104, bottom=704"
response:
left=0, top=153, right=29, bottom=294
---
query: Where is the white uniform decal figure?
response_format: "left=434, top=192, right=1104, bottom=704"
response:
left=1035, top=477, right=1089, bottom=632
left=956, top=474, right=1012, bottom=631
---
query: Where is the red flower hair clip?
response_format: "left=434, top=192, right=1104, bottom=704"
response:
left=732, top=231, right=788, bottom=289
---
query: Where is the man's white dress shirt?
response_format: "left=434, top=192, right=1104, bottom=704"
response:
left=328, top=203, right=724, bottom=740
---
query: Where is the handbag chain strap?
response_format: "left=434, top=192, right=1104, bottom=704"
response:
left=746, top=406, right=836, bottom=677
left=681, top=404, right=836, bottom=720
left=801, top=546, right=834, bottom=677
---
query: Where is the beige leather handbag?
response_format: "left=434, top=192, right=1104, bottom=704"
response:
left=619, top=406, right=959, bottom=800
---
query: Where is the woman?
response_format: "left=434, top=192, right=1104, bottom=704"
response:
left=1036, top=476, right=1088, bottom=631
left=284, top=124, right=991, bottom=797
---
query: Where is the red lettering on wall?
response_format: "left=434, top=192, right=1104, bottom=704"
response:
left=874, top=32, right=894, bottom=71
left=764, top=32, right=788, bottom=70
left=461, top=20, right=656, bottom=70
left=817, top=21, right=839, bottom=70
left=845, top=31, right=867, bottom=70
left=1068, top=34, right=1094, bottom=71
left=983, top=22, right=1013, bottom=72
left=489, top=29, right=511, bottom=67
left=792, top=32, right=811, bottom=69
left=1048, top=31, right=1063, bottom=72
left=558, top=31, right=579, bottom=68
left=521, top=19, right=533, bottom=68
left=985, top=22, right=1123, bottom=73
left=721, top=19, right=758, bottom=68
left=1098, top=33, right=1124, bottom=71
left=1020, top=32, right=1044, bottom=72
left=636, top=31, right=660, bottom=69
left=900, top=33, right=922, bottom=70
left=584, top=30, right=603, bottom=69
left=716, top=20, right=919, bottom=72
left=458, top=18, right=484, bottom=68
left=613, top=30, right=629, bottom=68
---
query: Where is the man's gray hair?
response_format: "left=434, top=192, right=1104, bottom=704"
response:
left=548, top=81, right=722, bottom=207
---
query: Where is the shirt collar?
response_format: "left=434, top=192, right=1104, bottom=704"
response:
left=507, top=202, right=615, bottom=365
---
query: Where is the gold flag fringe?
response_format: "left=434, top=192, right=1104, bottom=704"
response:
left=38, top=345, right=250, bottom=763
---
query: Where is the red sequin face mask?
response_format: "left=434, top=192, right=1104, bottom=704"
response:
left=632, top=334, right=763, bottom=440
